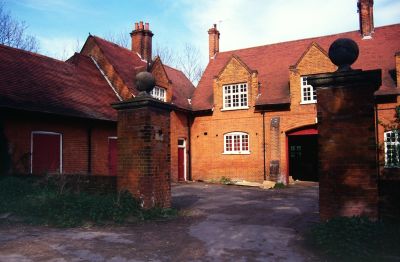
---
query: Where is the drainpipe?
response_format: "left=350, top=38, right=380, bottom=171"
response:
left=87, top=126, right=92, bottom=175
left=187, top=114, right=192, bottom=181
left=375, top=104, right=381, bottom=220
left=262, top=112, right=266, bottom=181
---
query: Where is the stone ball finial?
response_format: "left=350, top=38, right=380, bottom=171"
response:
left=328, top=38, right=359, bottom=72
left=135, top=71, right=156, bottom=94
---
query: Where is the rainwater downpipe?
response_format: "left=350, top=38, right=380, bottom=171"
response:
left=262, top=112, right=266, bottom=180
left=187, top=114, right=192, bottom=181
left=87, top=126, right=92, bottom=175
left=374, top=104, right=381, bottom=220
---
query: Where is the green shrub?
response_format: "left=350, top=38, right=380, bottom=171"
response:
left=0, top=176, right=176, bottom=227
left=219, top=176, right=232, bottom=185
left=273, top=182, right=285, bottom=189
left=307, top=216, right=400, bottom=261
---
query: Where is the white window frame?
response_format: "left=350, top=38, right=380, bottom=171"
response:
left=30, top=131, right=63, bottom=174
left=222, top=83, right=249, bottom=111
left=150, top=86, right=166, bottom=102
left=384, top=130, right=400, bottom=168
left=300, top=77, right=317, bottom=104
left=223, top=132, right=250, bottom=154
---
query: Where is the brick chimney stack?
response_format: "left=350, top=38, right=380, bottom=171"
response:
left=208, top=24, right=220, bottom=60
left=131, top=21, right=154, bottom=62
left=358, top=0, right=374, bottom=39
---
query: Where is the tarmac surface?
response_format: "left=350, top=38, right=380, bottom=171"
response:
left=0, top=182, right=319, bottom=261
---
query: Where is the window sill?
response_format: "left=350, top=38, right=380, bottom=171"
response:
left=222, top=152, right=250, bottom=155
left=300, top=101, right=317, bottom=105
left=221, top=106, right=249, bottom=112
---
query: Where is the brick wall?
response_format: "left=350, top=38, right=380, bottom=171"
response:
left=115, top=100, right=171, bottom=208
left=376, top=96, right=399, bottom=174
left=191, top=56, right=264, bottom=182
left=170, top=110, right=190, bottom=181
left=1, top=110, right=116, bottom=176
left=270, top=43, right=337, bottom=178
left=310, top=69, right=381, bottom=220
left=91, top=127, right=118, bottom=176
left=191, top=43, right=336, bottom=182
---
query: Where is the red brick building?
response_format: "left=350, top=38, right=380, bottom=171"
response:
left=0, top=47, right=118, bottom=176
left=0, top=22, right=194, bottom=178
left=0, top=0, right=398, bottom=183
left=190, top=0, right=399, bottom=183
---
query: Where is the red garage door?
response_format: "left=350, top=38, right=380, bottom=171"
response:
left=31, top=132, right=61, bottom=174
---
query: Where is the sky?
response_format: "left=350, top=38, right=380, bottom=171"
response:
left=3, top=0, right=400, bottom=68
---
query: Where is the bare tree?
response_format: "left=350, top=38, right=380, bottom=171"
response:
left=0, top=3, right=39, bottom=52
left=74, top=38, right=82, bottom=53
left=103, top=31, right=130, bottom=49
left=154, top=44, right=177, bottom=67
left=176, top=43, right=204, bottom=84
left=154, top=43, right=204, bottom=84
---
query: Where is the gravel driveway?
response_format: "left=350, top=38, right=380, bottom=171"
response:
left=0, top=182, right=319, bottom=261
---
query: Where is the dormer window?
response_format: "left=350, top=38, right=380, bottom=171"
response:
left=222, top=83, right=248, bottom=110
left=150, top=86, right=166, bottom=102
left=300, top=77, right=316, bottom=104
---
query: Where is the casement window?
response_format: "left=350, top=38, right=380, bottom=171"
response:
left=31, top=131, right=62, bottom=174
left=384, top=130, right=399, bottom=168
left=150, top=86, right=166, bottom=102
left=224, top=132, right=249, bottom=154
left=300, top=77, right=317, bottom=104
left=222, top=83, right=248, bottom=110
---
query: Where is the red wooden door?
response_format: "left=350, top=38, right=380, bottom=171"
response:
left=32, top=133, right=61, bottom=174
left=178, top=147, right=184, bottom=181
left=108, top=138, right=117, bottom=176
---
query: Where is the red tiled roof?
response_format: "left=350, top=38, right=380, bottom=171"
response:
left=164, top=65, right=195, bottom=110
left=192, top=24, right=400, bottom=111
left=91, top=36, right=194, bottom=109
left=91, top=36, right=146, bottom=96
left=0, top=44, right=118, bottom=121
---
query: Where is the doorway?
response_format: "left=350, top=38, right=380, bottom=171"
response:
left=31, top=131, right=62, bottom=174
left=287, top=128, right=318, bottom=182
left=178, top=138, right=186, bottom=181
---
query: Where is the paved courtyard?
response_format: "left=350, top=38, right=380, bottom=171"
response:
left=0, top=182, right=319, bottom=261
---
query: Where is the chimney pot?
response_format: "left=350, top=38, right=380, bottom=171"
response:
left=208, top=24, right=220, bottom=60
left=358, top=0, right=374, bottom=38
left=131, top=21, right=153, bottom=62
